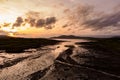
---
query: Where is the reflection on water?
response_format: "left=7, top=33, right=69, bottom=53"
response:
left=54, top=38, right=89, bottom=43
left=53, top=39, right=91, bottom=65
left=51, top=39, right=89, bottom=57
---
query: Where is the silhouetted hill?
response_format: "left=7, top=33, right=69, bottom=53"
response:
left=111, top=36, right=120, bottom=39
left=51, top=35, right=95, bottom=39
left=0, top=35, right=11, bottom=38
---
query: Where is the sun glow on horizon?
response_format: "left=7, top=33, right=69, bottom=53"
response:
left=8, top=33, right=15, bottom=37
left=0, top=14, right=17, bottom=23
left=1, top=27, right=17, bottom=32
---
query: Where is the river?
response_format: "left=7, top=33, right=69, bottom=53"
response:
left=0, top=39, right=119, bottom=80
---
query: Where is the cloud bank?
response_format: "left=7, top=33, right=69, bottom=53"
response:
left=0, top=11, right=57, bottom=35
left=12, top=12, right=57, bottom=29
left=64, top=4, right=120, bottom=31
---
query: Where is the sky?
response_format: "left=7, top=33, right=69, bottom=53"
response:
left=0, top=0, right=120, bottom=38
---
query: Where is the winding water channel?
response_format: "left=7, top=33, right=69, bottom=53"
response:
left=0, top=39, right=119, bottom=80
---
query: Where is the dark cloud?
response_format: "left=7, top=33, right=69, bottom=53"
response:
left=36, top=19, right=45, bottom=27
left=65, top=4, right=120, bottom=31
left=29, top=18, right=36, bottom=27
left=13, top=17, right=23, bottom=27
left=23, top=11, right=57, bottom=29
left=0, top=11, right=57, bottom=33
left=70, top=5, right=93, bottom=22
left=46, top=17, right=56, bottom=25
left=83, top=11, right=120, bottom=30
left=64, top=5, right=94, bottom=28
left=12, top=11, right=57, bottom=29
left=75, top=5, right=93, bottom=21
left=33, top=17, right=56, bottom=29
left=23, top=18, right=36, bottom=26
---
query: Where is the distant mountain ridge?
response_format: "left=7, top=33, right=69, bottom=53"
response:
left=111, top=36, right=120, bottom=39
left=51, top=35, right=94, bottom=39
left=0, top=35, right=11, bottom=38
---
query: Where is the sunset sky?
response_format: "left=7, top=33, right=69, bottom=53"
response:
left=0, top=0, right=120, bottom=38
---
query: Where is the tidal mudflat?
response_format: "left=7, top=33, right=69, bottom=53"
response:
left=0, top=38, right=120, bottom=80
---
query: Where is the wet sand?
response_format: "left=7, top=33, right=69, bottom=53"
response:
left=0, top=40, right=70, bottom=80
left=0, top=39, right=120, bottom=80
left=41, top=46, right=120, bottom=80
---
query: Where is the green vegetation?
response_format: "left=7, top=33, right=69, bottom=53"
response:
left=0, top=36, right=60, bottom=53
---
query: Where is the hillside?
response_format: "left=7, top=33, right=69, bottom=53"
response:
left=51, top=35, right=95, bottom=39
